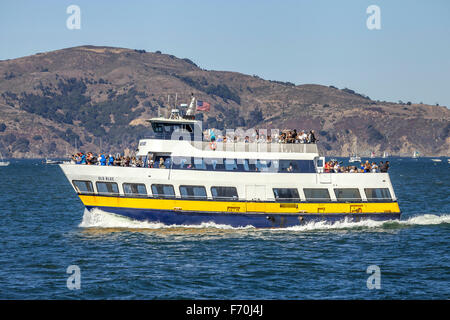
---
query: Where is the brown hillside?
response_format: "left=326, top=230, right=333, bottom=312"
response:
left=0, top=45, right=448, bottom=158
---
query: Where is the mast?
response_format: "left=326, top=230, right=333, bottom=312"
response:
left=185, top=93, right=196, bottom=117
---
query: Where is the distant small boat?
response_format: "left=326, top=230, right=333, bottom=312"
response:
left=431, top=159, right=442, bottom=162
left=349, top=138, right=361, bottom=163
left=0, top=153, right=9, bottom=166
left=412, top=150, right=419, bottom=159
left=45, top=158, right=63, bottom=165
left=382, top=151, right=388, bottom=159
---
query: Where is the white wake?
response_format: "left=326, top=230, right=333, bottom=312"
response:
left=79, top=208, right=449, bottom=232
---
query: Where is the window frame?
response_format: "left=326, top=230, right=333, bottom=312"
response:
left=95, top=181, right=120, bottom=196
left=272, top=188, right=300, bottom=202
left=303, top=188, right=332, bottom=202
left=72, top=180, right=94, bottom=195
left=210, top=186, right=239, bottom=200
left=179, top=185, right=207, bottom=200
left=364, top=188, right=392, bottom=202
left=333, top=188, right=362, bottom=202
left=122, top=183, right=148, bottom=197
left=151, top=184, right=176, bottom=199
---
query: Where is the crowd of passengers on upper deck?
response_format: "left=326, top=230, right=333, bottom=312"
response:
left=204, top=129, right=317, bottom=144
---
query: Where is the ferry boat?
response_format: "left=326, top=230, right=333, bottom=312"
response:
left=59, top=97, right=401, bottom=228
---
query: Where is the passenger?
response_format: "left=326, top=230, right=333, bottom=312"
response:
left=380, top=161, right=389, bottom=172
left=371, top=162, right=378, bottom=173
left=334, top=161, right=340, bottom=173
left=364, top=160, right=371, bottom=173
left=324, top=161, right=330, bottom=173
left=108, top=155, right=114, bottom=166
left=308, top=130, right=317, bottom=144
left=159, top=157, right=166, bottom=169
left=99, top=154, right=106, bottom=166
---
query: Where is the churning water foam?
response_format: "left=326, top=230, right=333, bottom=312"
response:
left=79, top=208, right=450, bottom=232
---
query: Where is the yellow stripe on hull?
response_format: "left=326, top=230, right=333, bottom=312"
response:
left=79, top=195, right=401, bottom=214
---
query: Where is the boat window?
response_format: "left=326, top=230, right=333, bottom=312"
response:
left=151, top=184, right=175, bottom=198
left=273, top=188, right=300, bottom=201
left=224, top=159, right=238, bottom=171
left=179, top=185, right=207, bottom=199
left=211, top=186, right=239, bottom=200
left=172, top=156, right=191, bottom=169
left=96, top=182, right=119, bottom=196
left=246, top=159, right=257, bottom=172
left=303, top=188, right=331, bottom=202
left=334, top=188, right=361, bottom=201
left=257, top=159, right=275, bottom=172
left=205, top=158, right=224, bottom=171
left=365, top=188, right=392, bottom=201
left=123, top=183, right=147, bottom=196
left=193, top=157, right=206, bottom=170
left=72, top=180, right=94, bottom=194
left=278, top=160, right=315, bottom=173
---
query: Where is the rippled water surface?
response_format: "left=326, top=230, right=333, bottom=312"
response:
left=0, top=158, right=448, bottom=299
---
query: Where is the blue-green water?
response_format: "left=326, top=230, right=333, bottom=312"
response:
left=0, top=158, right=448, bottom=299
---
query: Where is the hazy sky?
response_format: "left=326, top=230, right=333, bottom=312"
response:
left=1, top=0, right=449, bottom=107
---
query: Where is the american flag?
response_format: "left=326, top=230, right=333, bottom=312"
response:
left=196, top=100, right=211, bottom=111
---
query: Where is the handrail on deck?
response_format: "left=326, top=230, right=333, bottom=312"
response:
left=189, top=141, right=318, bottom=153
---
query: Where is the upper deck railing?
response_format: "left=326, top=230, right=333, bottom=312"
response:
left=189, top=141, right=318, bottom=153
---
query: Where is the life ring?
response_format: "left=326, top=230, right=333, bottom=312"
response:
left=209, top=141, right=217, bottom=150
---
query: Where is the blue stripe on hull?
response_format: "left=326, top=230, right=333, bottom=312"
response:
left=85, top=206, right=401, bottom=228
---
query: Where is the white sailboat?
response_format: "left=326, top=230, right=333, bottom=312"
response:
left=0, top=152, right=9, bottom=166
left=382, top=151, right=388, bottom=159
left=349, top=138, right=361, bottom=163
left=412, top=150, right=419, bottom=159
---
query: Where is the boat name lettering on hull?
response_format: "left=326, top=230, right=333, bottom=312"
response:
left=98, top=176, right=114, bottom=181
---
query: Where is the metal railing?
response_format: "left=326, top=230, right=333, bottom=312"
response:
left=189, top=141, right=318, bottom=153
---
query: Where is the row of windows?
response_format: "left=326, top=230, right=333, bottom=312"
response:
left=73, top=180, right=392, bottom=202
left=168, top=157, right=316, bottom=173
